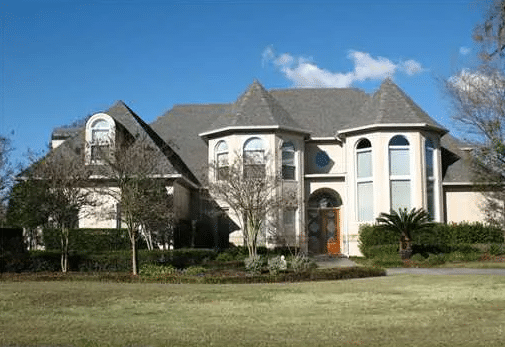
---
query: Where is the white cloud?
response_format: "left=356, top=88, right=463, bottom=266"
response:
left=459, top=46, right=471, bottom=55
left=262, top=46, right=424, bottom=88
left=402, top=59, right=423, bottom=76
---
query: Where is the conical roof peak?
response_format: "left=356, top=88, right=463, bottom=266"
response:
left=201, top=80, right=308, bottom=137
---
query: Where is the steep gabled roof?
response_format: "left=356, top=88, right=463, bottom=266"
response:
left=46, top=101, right=199, bottom=185
left=340, top=78, right=447, bottom=134
left=200, top=80, right=308, bottom=137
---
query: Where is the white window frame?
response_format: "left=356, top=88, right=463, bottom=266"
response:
left=85, top=113, right=116, bottom=165
left=389, top=135, right=411, bottom=211
left=215, top=140, right=229, bottom=181
left=281, top=141, right=296, bottom=180
left=356, top=138, right=373, bottom=221
left=243, top=137, right=265, bottom=179
left=425, top=137, right=435, bottom=219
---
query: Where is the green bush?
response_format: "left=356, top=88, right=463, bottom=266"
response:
left=366, top=244, right=399, bottom=259
left=244, top=255, right=264, bottom=275
left=370, top=253, right=403, bottom=268
left=215, top=252, right=235, bottom=262
left=140, top=264, right=177, bottom=277
left=43, top=228, right=130, bottom=252
left=489, top=243, right=505, bottom=255
left=288, top=254, right=313, bottom=273
left=410, top=253, right=425, bottom=262
left=358, top=224, right=398, bottom=258
left=182, top=266, right=208, bottom=276
left=267, top=255, right=287, bottom=275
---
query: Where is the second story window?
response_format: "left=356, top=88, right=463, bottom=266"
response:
left=356, top=138, right=373, bottom=221
left=85, top=113, right=115, bottom=165
left=215, top=140, right=229, bottom=180
left=389, top=135, right=411, bottom=211
left=243, top=137, right=265, bottom=179
left=281, top=141, right=296, bottom=180
left=90, top=119, right=111, bottom=161
left=425, top=138, right=435, bottom=219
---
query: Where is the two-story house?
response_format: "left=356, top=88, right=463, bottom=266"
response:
left=50, top=78, right=486, bottom=256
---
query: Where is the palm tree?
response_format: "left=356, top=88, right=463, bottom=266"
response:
left=376, top=208, right=433, bottom=259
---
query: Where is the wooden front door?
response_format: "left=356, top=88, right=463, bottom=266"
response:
left=308, top=208, right=340, bottom=254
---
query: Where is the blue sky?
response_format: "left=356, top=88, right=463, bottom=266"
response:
left=0, top=0, right=486, bottom=167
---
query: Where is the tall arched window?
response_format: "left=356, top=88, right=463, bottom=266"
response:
left=356, top=139, right=373, bottom=221
left=90, top=118, right=111, bottom=162
left=389, top=135, right=410, bottom=211
left=281, top=141, right=296, bottom=180
left=215, top=140, right=228, bottom=180
left=243, top=137, right=265, bottom=179
left=425, top=138, right=435, bottom=219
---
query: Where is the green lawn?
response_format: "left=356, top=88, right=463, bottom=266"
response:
left=1, top=275, right=505, bottom=346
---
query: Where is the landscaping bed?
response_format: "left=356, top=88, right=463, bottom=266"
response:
left=0, top=265, right=386, bottom=284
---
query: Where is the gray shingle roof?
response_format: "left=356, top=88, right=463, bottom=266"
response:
left=45, top=101, right=199, bottom=182
left=152, top=80, right=475, bottom=184
left=344, top=78, right=447, bottom=133
left=201, top=80, right=308, bottom=136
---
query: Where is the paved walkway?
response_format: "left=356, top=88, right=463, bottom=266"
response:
left=313, top=256, right=505, bottom=276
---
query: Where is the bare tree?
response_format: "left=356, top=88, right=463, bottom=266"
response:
left=0, top=135, right=12, bottom=225
left=445, top=1, right=505, bottom=227
left=25, top=148, right=95, bottom=272
left=207, top=154, right=295, bottom=258
left=95, top=137, right=174, bottom=276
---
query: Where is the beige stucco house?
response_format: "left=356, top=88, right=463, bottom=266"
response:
left=50, top=78, right=488, bottom=255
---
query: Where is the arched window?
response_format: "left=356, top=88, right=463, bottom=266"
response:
left=87, top=116, right=113, bottom=164
left=281, top=141, right=296, bottom=180
left=215, top=140, right=228, bottom=180
left=356, top=139, right=373, bottom=221
left=389, top=135, right=410, bottom=211
left=243, top=137, right=265, bottom=179
left=425, top=138, right=435, bottom=219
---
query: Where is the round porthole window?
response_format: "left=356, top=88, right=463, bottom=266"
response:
left=315, top=151, right=330, bottom=168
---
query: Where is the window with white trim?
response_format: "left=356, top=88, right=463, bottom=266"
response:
left=425, top=138, right=435, bottom=219
left=356, top=139, right=373, bottom=221
left=215, top=140, right=229, bottom=180
left=85, top=114, right=115, bottom=165
left=281, top=141, right=296, bottom=180
left=243, top=137, right=265, bottom=179
left=389, top=135, right=410, bottom=211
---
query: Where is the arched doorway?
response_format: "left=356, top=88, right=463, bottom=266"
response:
left=307, top=188, right=342, bottom=255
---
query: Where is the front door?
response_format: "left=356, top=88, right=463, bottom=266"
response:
left=308, top=208, right=340, bottom=254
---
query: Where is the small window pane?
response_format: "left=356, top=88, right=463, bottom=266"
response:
left=390, top=148, right=410, bottom=176
left=357, top=150, right=372, bottom=178
left=427, top=180, right=434, bottom=219
left=425, top=139, right=434, bottom=178
left=92, top=129, right=109, bottom=142
left=282, top=151, right=294, bottom=165
left=282, top=165, right=295, bottom=180
left=391, top=180, right=411, bottom=211
left=389, top=135, right=409, bottom=146
left=357, top=139, right=371, bottom=149
left=244, top=138, right=264, bottom=151
left=358, top=182, right=373, bottom=221
left=283, top=209, right=295, bottom=225
left=216, top=141, right=228, bottom=152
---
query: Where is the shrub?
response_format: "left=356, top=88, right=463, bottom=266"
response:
left=244, top=255, right=264, bottom=275
left=215, top=252, right=235, bottom=262
left=489, top=243, right=505, bottom=255
left=140, top=264, right=177, bottom=277
left=289, top=254, right=313, bottom=273
left=410, top=253, right=425, bottom=262
left=366, top=244, right=399, bottom=259
left=427, top=253, right=446, bottom=265
left=358, top=224, right=398, bottom=258
left=182, top=266, right=208, bottom=276
left=370, top=253, right=403, bottom=268
left=267, top=255, right=287, bottom=275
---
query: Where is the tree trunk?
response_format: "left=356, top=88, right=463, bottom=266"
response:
left=61, top=226, right=69, bottom=273
left=399, top=233, right=412, bottom=260
left=131, top=230, right=139, bottom=276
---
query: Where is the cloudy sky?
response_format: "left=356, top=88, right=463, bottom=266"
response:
left=0, top=0, right=485, bottom=166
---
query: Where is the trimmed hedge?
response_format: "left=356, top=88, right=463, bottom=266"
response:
left=0, top=249, right=219, bottom=273
left=43, top=228, right=131, bottom=253
left=358, top=221, right=504, bottom=259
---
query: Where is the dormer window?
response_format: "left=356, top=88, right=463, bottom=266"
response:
left=85, top=113, right=116, bottom=165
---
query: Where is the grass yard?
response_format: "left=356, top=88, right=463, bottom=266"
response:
left=1, top=275, right=504, bottom=346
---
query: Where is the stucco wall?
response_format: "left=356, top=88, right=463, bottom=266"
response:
left=444, top=186, right=488, bottom=223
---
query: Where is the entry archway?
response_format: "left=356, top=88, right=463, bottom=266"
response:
left=307, top=188, right=342, bottom=255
